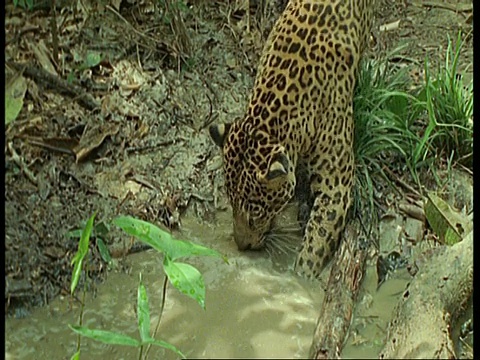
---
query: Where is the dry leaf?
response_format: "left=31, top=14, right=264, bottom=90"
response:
left=74, top=122, right=120, bottom=162
left=30, top=41, right=57, bottom=75
left=424, top=193, right=472, bottom=245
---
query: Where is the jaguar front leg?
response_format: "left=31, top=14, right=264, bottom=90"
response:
left=294, top=130, right=354, bottom=278
left=294, top=182, right=353, bottom=278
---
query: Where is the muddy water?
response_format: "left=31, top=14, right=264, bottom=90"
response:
left=342, top=266, right=411, bottom=358
left=6, top=207, right=407, bottom=359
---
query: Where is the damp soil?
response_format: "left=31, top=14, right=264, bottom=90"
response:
left=5, top=0, right=473, bottom=358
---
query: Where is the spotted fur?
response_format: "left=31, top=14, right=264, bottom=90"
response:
left=209, top=0, right=374, bottom=278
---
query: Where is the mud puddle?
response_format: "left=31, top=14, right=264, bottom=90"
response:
left=6, top=207, right=410, bottom=359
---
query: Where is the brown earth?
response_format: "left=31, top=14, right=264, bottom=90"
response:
left=4, top=0, right=473, bottom=316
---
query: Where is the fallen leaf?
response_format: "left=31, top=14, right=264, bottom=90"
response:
left=74, top=122, right=120, bottom=162
left=5, top=74, right=27, bottom=125
left=30, top=41, right=57, bottom=75
left=424, top=193, right=473, bottom=245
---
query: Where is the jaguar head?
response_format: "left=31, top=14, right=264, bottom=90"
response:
left=209, top=121, right=296, bottom=250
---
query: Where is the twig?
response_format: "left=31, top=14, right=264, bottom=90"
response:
left=457, top=162, right=473, bottom=176
left=382, top=166, right=422, bottom=198
left=106, top=5, right=163, bottom=45
left=412, top=1, right=472, bottom=13
left=7, top=61, right=99, bottom=111
left=129, top=174, right=159, bottom=192
left=27, top=138, right=75, bottom=155
left=50, top=0, right=59, bottom=65
left=7, top=142, right=38, bottom=186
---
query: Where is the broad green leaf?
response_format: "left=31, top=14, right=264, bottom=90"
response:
left=164, top=257, right=206, bottom=309
left=70, top=212, right=96, bottom=294
left=85, top=52, right=102, bottom=68
left=114, top=216, right=227, bottom=262
left=5, top=75, right=27, bottom=125
left=137, top=276, right=151, bottom=342
left=70, top=351, right=80, bottom=360
left=143, top=337, right=185, bottom=358
left=69, top=325, right=140, bottom=347
left=96, top=237, right=112, bottom=264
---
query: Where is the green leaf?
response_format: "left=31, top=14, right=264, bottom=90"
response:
left=143, top=337, right=185, bottom=358
left=5, top=75, right=27, bottom=125
left=70, top=258, right=83, bottom=295
left=70, top=351, right=81, bottom=360
left=94, top=221, right=110, bottom=237
left=96, top=237, right=112, bottom=264
left=164, top=257, right=206, bottom=309
left=13, top=0, right=33, bottom=9
left=65, top=229, right=83, bottom=239
left=67, top=72, right=75, bottom=84
left=162, top=14, right=172, bottom=25
left=69, top=325, right=140, bottom=347
left=79, top=212, right=96, bottom=259
left=137, top=276, right=151, bottom=342
left=85, top=52, right=102, bottom=68
left=70, top=212, right=96, bottom=294
left=386, top=93, right=409, bottom=120
left=175, top=0, right=189, bottom=12
left=114, top=216, right=227, bottom=262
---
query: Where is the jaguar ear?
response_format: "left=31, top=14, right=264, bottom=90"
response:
left=209, top=123, right=232, bottom=148
left=265, top=152, right=290, bottom=181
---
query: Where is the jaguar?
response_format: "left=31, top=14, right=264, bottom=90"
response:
left=209, top=0, right=374, bottom=278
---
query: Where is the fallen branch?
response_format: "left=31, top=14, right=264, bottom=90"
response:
left=309, top=219, right=368, bottom=359
left=379, top=230, right=473, bottom=359
left=7, top=61, right=99, bottom=111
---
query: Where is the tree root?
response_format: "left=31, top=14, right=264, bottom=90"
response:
left=379, top=230, right=473, bottom=359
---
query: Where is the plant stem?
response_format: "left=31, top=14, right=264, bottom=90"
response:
left=76, top=262, right=89, bottom=353
left=144, top=274, right=169, bottom=358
